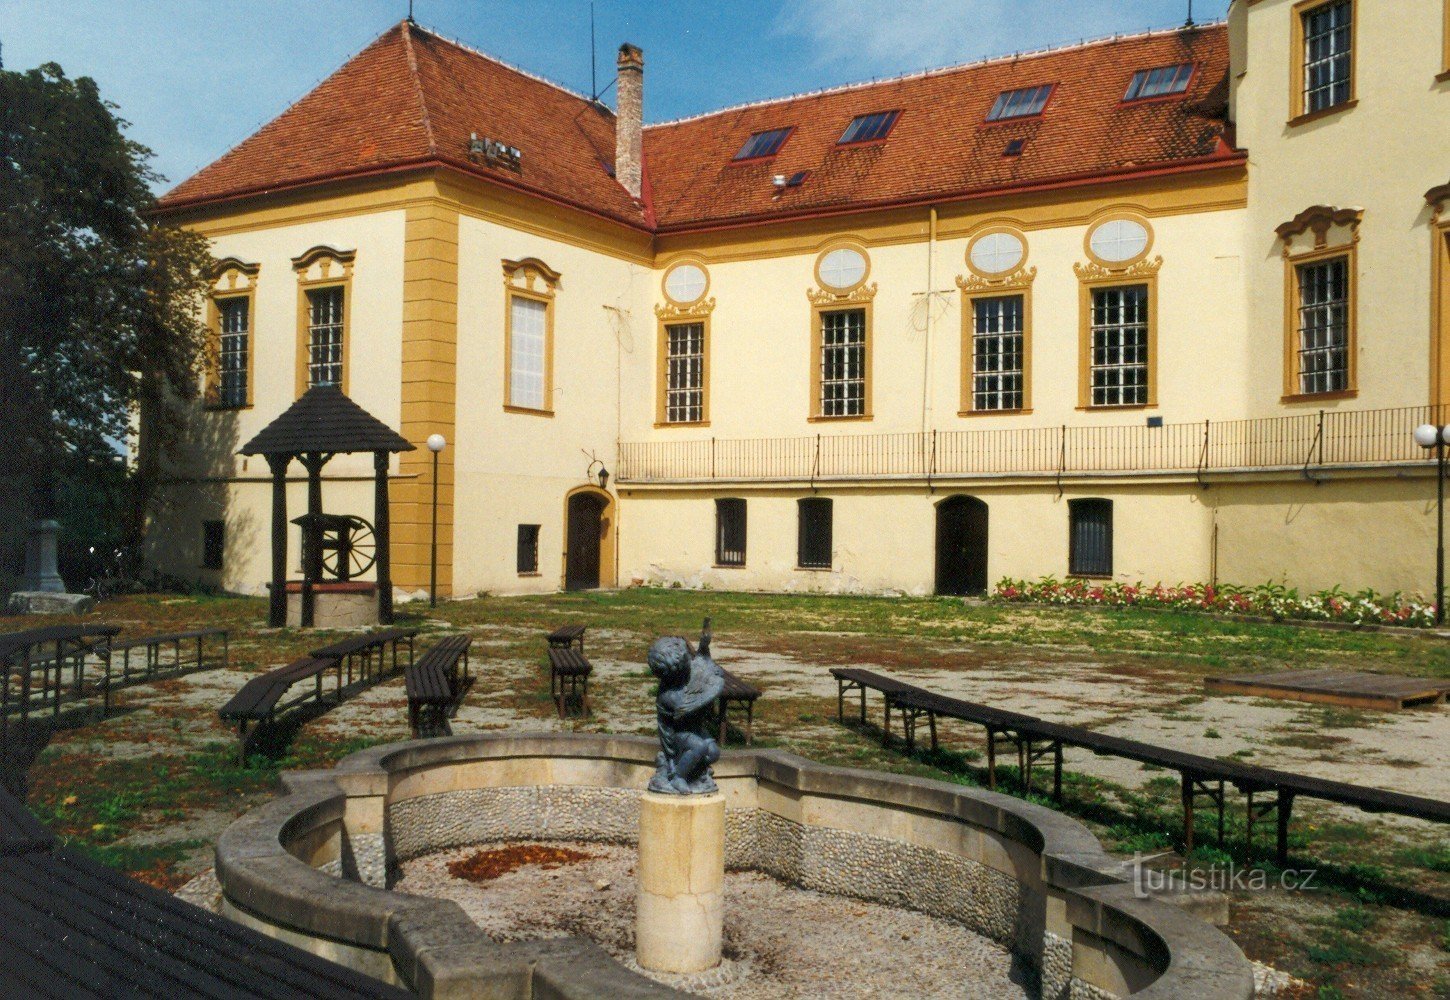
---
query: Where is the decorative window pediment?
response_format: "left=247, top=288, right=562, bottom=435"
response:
left=502, top=257, right=562, bottom=294
left=211, top=257, right=261, bottom=292
left=291, top=245, right=356, bottom=281
left=1275, top=205, right=1363, bottom=254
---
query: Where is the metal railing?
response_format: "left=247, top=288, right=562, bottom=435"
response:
left=617, top=405, right=1447, bottom=484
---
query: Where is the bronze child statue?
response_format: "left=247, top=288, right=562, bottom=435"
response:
left=646, top=618, right=724, bottom=795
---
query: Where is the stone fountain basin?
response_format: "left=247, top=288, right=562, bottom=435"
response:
left=214, top=734, right=1254, bottom=999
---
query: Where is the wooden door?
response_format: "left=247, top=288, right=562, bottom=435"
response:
left=935, top=496, right=989, bottom=596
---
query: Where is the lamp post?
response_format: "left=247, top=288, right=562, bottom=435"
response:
left=1414, top=423, right=1450, bottom=626
left=426, top=434, right=446, bottom=608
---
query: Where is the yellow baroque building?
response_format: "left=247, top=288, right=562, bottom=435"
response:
left=152, top=1, right=1450, bottom=600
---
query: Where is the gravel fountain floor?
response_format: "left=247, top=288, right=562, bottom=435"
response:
left=394, top=840, right=1034, bottom=999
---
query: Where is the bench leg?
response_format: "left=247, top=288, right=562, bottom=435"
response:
left=1052, top=743, right=1063, bottom=803
left=745, top=702, right=753, bottom=746
left=1181, top=772, right=1195, bottom=856
left=718, top=699, right=728, bottom=745
left=582, top=676, right=591, bottom=717
left=986, top=727, right=997, bottom=790
left=1277, top=793, right=1294, bottom=867
left=837, top=680, right=843, bottom=722
left=883, top=698, right=892, bottom=748
left=860, top=687, right=866, bottom=725
left=927, top=711, right=938, bottom=753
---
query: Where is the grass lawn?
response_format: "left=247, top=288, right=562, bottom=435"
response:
left=3, top=588, right=1446, bottom=998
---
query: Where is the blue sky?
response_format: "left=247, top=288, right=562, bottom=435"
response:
left=0, top=1, right=1230, bottom=193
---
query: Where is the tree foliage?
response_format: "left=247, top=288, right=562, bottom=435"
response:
left=0, top=62, right=212, bottom=548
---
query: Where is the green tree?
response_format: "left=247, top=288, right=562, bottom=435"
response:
left=0, top=62, right=212, bottom=570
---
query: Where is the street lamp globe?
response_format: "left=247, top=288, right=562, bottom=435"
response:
left=1414, top=424, right=1441, bottom=449
left=426, top=433, right=447, bottom=453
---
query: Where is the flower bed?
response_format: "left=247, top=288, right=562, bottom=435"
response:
left=992, top=578, right=1437, bottom=629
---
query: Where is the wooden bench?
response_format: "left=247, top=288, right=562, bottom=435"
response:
left=829, top=667, right=922, bottom=745
left=105, top=627, right=228, bottom=689
left=0, top=790, right=409, bottom=998
left=1, top=625, right=121, bottom=748
left=309, top=627, right=417, bottom=687
left=716, top=668, right=760, bottom=745
left=841, top=668, right=1450, bottom=865
left=405, top=635, right=473, bottom=737
left=546, top=624, right=586, bottom=654
left=218, top=657, right=339, bottom=764
left=547, top=646, right=592, bottom=718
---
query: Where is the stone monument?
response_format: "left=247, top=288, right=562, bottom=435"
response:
left=635, top=619, right=726, bottom=974
left=6, top=520, right=94, bottom=615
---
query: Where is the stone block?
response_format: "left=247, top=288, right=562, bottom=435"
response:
left=6, top=591, right=94, bottom=615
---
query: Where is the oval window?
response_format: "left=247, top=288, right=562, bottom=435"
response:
left=663, top=263, right=708, bottom=304
left=969, top=231, right=1025, bottom=275
left=817, top=247, right=868, bottom=290
left=1088, top=218, right=1151, bottom=264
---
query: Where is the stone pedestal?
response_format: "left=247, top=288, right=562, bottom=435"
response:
left=283, top=581, right=379, bottom=628
left=635, top=791, right=724, bottom=974
left=22, top=520, right=65, bottom=593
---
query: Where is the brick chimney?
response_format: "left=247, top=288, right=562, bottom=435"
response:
left=614, top=43, right=644, bottom=200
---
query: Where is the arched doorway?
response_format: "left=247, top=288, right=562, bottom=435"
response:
left=935, top=495, right=989, bottom=596
left=564, top=488, right=613, bottom=591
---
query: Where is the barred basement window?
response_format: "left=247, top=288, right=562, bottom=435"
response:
left=202, top=520, right=225, bottom=571
left=1303, top=0, right=1353, bottom=114
left=516, top=524, right=540, bottom=574
left=217, top=297, right=249, bottom=408
left=1068, top=499, right=1112, bottom=577
left=797, top=497, right=833, bottom=569
left=1089, top=285, right=1149, bottom=407
left=665, top=322, right=706, bottom=423
left=305, top=286, right=345, bottom=388
left=819, top=309, right=866, bottom=417
left=972, top=295, right=1024, bottom=411
left=715, top=499, right=746, bottom=566
left=1296, top=256, right=1350, bottom=395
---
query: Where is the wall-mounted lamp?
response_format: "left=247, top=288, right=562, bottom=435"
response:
left=598, top=466, right=610, bottom=491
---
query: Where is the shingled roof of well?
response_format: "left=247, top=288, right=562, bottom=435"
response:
left=238, top=386, right=414, bottom=456
left=159, top=21, right=1240, bottom=233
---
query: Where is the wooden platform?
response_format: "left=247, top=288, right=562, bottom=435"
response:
left=1205, top=670, right=1450, bottom=711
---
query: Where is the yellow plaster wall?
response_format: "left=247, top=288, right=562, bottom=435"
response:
left=626, top=205, right=1248, bottom=446
left=616, top=483, right=1215, bottom=594
left=1210, top=472, right=1438, bottom=594
left=1232, top=0, right=1450, bottom=413
left=153, top=209, right=408, bottom=591
left=449, top=211, right=650, bottom=596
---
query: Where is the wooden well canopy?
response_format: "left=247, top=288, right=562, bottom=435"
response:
left=239, top=386, right=414, bottom=627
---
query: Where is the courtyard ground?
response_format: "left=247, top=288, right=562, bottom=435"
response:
left=2, top=589, right=1446, bottom=999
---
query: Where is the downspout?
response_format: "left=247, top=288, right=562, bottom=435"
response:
left=922, top=207, right=938, bottom=438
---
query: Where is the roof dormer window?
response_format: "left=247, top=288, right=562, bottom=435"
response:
left=986, top=84, right=1054, bottom=121
left=837, top=110, right=900, bottom=145
left=734, top=127, right=793, bottom=161
left=1124, top=63, right=1194, bottom=101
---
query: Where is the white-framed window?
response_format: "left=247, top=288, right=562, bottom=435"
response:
left=1303, top=0, right=1353, bottom=114
left=305, top=286, right=344, bottom=388
left=508, top=294, right=548, bottom=410
left=1124, top=63, right=1194, bottom=101
left=987, top=84, right=1053, bottom=121
left=1296, top=257, right=1350, bottom=395
left=1089, top=285, right=1149, bottom=407
left=820, top=309, right=867, bottom=417
left=217, top=297, right=249, bottom=408
left=972, top=295, right=1025, bottom=412
left=664, top=322, right=705, bottom=423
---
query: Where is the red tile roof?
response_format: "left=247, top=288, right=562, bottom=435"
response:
left=159, top=22, right=645, bottom=226
left=159, top=21, right=1240, bottom=235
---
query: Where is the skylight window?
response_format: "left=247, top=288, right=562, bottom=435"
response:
left=1124, top=63, right=1194, bottom=101
left=838, top=110, right=900, bottom=145
left=986, top=85, right=1054, bottom=121
left=734, top=127, right=793, bottom=160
